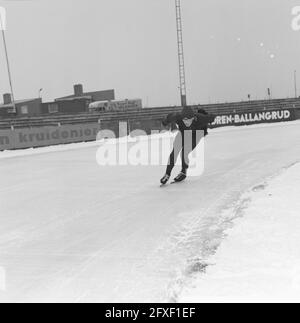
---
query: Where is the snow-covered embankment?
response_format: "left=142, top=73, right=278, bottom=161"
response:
left=180, top=163, right=300, bottom=303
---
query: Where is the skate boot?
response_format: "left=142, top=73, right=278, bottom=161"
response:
left=160, top=174, right=170, bottom=185
left=174, top=171, right=187, bottom=183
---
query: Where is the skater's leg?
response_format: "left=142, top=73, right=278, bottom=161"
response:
left=165, top=150, right=175, bottom=176
left=165, top=132, right=183, bottom=176
left=181, top=147, right=190, bottom=174
left=180, top=130, right=194, bottom=174
left=161, top=133, right=183, bottom=185
left=172, top=132, right=193, bottom=182
left=180, top=131, right=203, bottom=174
left=174, top=142, right=197, bottom=182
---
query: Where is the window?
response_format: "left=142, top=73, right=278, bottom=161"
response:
left=21, top=105, right=28, bottom=114
left=48, top=103, right=59, bottom=114
left=7, top=107, right=16, bottom=114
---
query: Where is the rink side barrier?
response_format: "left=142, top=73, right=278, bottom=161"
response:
left=0, top=123, right=101, bottom=151
left=0, top=108, right=299, bottom=151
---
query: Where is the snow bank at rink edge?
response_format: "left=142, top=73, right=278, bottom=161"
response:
left=1, top=120, right=300, bottom=160
left=178, top=162, right=300, bottom=303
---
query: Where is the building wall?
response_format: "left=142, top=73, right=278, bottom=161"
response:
left=15, top=99, right=42, bottom=117
left=0, top=107, right=12, bottom=117
left=85, top=89, right=115, bottom=102
left=0, top=99, right=42, bottom=118
left=42, top=99, right=90, bottom=115
left=40, top=103, right=52, bottom=115
left=57, top=99, right=89, bottom=114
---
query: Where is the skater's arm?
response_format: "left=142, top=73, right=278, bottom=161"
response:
left=162, top=113, right=180, bottom=127
left=197, top=108, right=209, bottom=115
left=195, top=113, right=216, bottom=125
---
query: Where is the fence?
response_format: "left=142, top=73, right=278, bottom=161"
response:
left=1, top=98, right=300, bottom=151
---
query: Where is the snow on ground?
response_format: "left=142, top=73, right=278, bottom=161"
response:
left=0, top=120, right=299, bottom=303
left=179, top=162, right=300, bottom=303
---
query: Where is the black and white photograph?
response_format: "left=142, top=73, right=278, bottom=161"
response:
left=0, top=0, right=300, bottom=307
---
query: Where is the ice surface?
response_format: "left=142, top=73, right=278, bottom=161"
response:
left=0, top=121, right=300, bottom=303
left=179, top=163, right=300, bottom=303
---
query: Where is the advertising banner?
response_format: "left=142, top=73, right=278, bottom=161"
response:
left=0, top=123, right=101, bottom=151
left=212, top=109, right=296, bottom=127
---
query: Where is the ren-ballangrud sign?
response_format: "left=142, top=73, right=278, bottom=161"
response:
left=212, top=109, right=295, bottom=127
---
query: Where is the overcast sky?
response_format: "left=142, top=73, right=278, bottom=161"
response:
left=0, top=0, right=300, bottom=106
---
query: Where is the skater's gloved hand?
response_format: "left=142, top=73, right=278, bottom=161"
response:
left=196, top=113, right=216, bottom=125
left=162, top=123, right=172, bottom=131
left=162, top=119, right=169, bottom=127
left=162, top=113, right=179, bottom=128
left=162, top=119, right=173, bottom=130
left=209, top=114, right=217, bottom=124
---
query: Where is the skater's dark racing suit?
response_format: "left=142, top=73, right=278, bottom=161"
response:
left=161, top=107, right=215, bottom=182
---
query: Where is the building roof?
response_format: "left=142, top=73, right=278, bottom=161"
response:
left=0, top=98, right=41, bottom=109
left=56, top=89, right=115, bottom=102
left=55, top=96, right=92, bottom=102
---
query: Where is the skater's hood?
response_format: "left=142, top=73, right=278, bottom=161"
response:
left=180, top=106, right=195, bottom=119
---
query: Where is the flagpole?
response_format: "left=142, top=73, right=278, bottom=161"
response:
left=0, top=13, right=16, bottom=113
left=294, top=70, right=298, bottom=98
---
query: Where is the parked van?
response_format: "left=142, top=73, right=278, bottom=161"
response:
left=89, top=99, right=142, bottom=112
